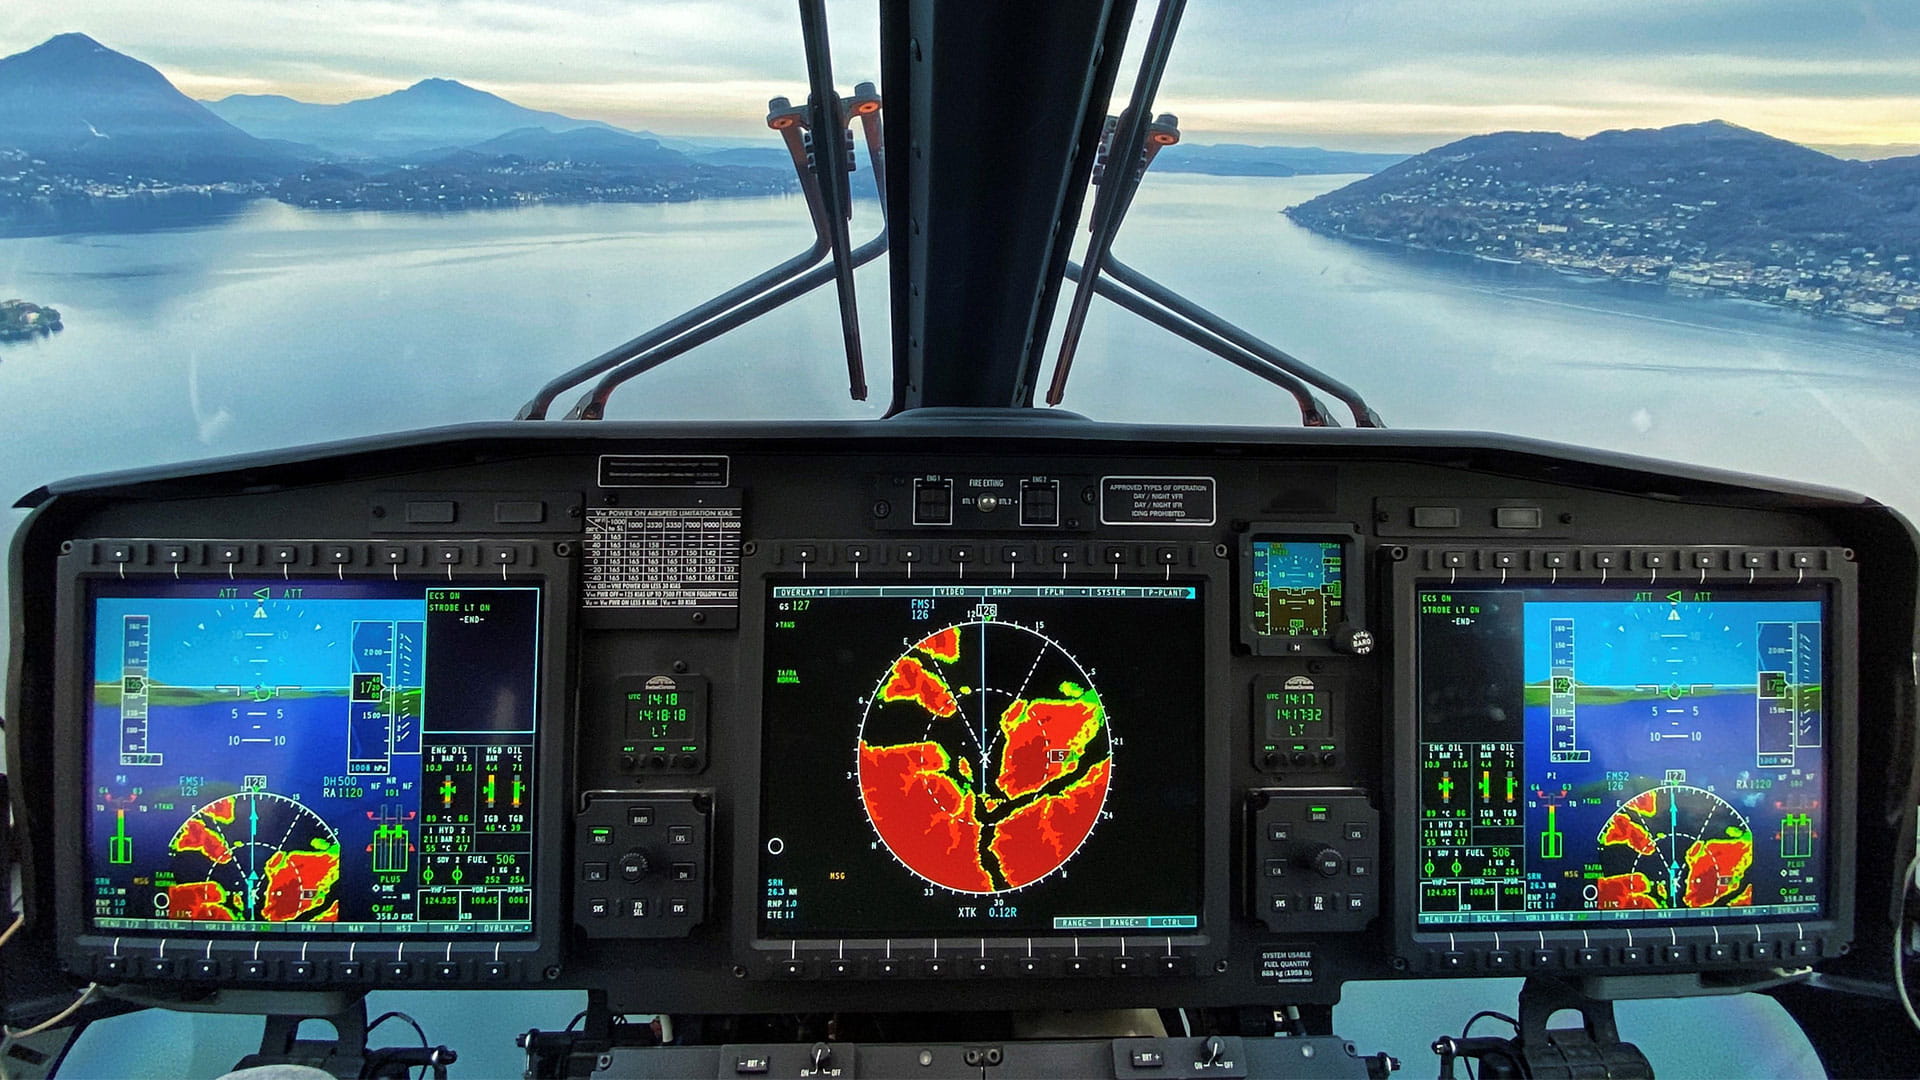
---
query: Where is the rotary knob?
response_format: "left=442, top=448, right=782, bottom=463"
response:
left=619, top=849, right=652, bottom=882
left=1302, top=844, right=1345, bottom=878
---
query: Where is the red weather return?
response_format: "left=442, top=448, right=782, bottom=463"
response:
left=856, top=622, right=1113, bottom=894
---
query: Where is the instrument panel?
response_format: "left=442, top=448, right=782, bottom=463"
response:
left=4, top=417, right=1906, bottom=1018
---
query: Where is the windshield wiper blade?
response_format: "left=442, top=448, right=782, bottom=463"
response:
left=1063, top=260, right=1338, bottom=426
left=1103, top=256, right=1383, bottom=427
left=1045, top=0, right=1186, bottom=406
left=514, top=96, right=837, bottom=420
left=566, top=228, right=889, bottom=420
left=800, top=0, right=867, bottom=401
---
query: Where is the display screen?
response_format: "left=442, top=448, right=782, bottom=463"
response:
left=84, top=579, right=541, bottom=935
left=1251, top=539, right=1343, bottom=637
left=759, top=583, right=1207, bottom=938
left=1415, top=585, right=1827, bottom=927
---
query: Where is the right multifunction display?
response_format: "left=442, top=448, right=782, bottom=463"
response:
left=1415, top=585, right=1827, bottom=926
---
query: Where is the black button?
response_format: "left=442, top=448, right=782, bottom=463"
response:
left=1154, top=546, right=1179, bottom=565
left=897, top=544, right=926, bottom=563
left=825, top=959, right=856, bottom=978
left=1153, top=955, right=1191, bottom=976
left=1348, top=858, right=1372, bottom=878
left=1000, top=544, right=1028, bottom=564
left=1530, top=948, right=1557, bottom=967
left=619, top=852, right=649, bottom=881
left=1542, top=551, right=1569, bottom=568
left=1791, top=551, right=1817, bottom=568
left=1111, top=955, right=1142, bottom=975
left=1704, top=943, right=1733, bottom=963
left=190, top=958, right=222, bottom=980
left=1063, top=956, right=1098, bottom=975
left=1491, top=551, right=1519, bottom=568
left=736, top=1054, right=772, bottom=1074
left=668, top=898, right=691, bottom=917
left=1485, top=950, right=1514, bottom=970
left=1437, top=951, right=1467, bottom=971
left=1692, top=550, right=1718, bottom=568
left=922, top=957, right=953, bottom=977
left=1102, top=545, right=1129, bottom=565
left=1346, top=894, right=1365, bottom=913
left=1748, top=941, right=1778, bottom=961
left=271, top=544, right=301, bottom=564
left=792, top=544, right=819, bottom=563
left=487, top=546, right=518, bottom=566
left=588, top=897, right=611, bottom=919
left=1618, top=947, right=1646, bottom=965
left=776, top=960, right=808, bottom=979
left=947, top=544, right=976, bottom=563
left=494, top=500, right=546, bottom=524
left=1642, top=551, right=1669, bottom=568
left=383, top=961, right=413, bottom=981
left=142, top=957, right=175, bottom=978
left=1131, top=1049, right=1166, bottom=1068
left=1576, top=948, right=1604, bottom=966
left=1441, top=551, right=1468, bottom=568
left=1016, top=957, right=1046, bottom=976
left=1663, top=944, right=1691, bottom=964
left=380, top=545, right=409, bottom=565
left=158, top=544, right=190, bottom=563
left=405, top=500, right=457, bottom=525
left=1413, top=506, right=1461, bottom=528
left=238, top=959, right=270, bottom=980
left=584, top=862, right=609, bottom=882
left=1743, top=551, right=1770, bottom=568
left=104, top=544, right=135, bottom=563
left=1270, top=894, right=1293, bottom=913
left=627, top=898, right=648, bottom=918
left=629, top=806, right=654, bottom=827
left=1790, top=939, right=1818, bottom=958
left=589, top=828, right=613, bottom=846
left=1291, top=751, right=1311, bottom=766
left=215, top=544, right=244, bottom=563
left=1268, top=822, right=1292, bottom=842
left=1589, top=551, right=1618, bottom=568
left=1052, top=545, right=1077, bottom=564
left=668, top=825, right=694, bottom=845
left=325, top=545, right=354, bottom=564
left=1307, top=806, right=1330, bottom=822
left=1264, top=859, right=1286, bottom=878
left=875, top=959, right=906, bottom=977
left=1494, top=507, right=1542, bottom=529
left=1307, top=893, right=1333, bottom=914
left=434, top=545, right=462, bottom=565
left=481, top=961, right=511, bottom=981
left=967, top=957, right=998, bottom=976
left=672, top=862, right=697, bottom=882
left=334, top=961, right=366, bottom=980
left=1020, top=482, right=1060, bottom=526
left=1344, top=822, right=1368, bottom=841
left=97, top=955, right=131, bottom=980
left=285, top=961, right=315, bottom=981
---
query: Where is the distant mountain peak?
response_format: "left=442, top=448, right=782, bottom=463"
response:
left=399, top=77, right=495, bottom=100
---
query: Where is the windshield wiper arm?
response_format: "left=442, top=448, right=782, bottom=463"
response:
left=1063, top=260, right=1338, bottom=426
left=1045, top=0, right=1186, bottom=406
left=800, top=0, right=867, bottom=401
left=566, top=228, right=888, bottom=420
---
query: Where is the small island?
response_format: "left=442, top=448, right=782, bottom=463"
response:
left=1, top=299, right=63, bottom=341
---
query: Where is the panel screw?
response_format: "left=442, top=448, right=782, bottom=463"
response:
left=691, top=611, right=706, bottom=624
left=672, top=660, right=689, bottom=673
left=873, top=499, right=892, bottom=519
left=1560, top=512, right=1575, bottom=524
left=371, top=505, right=387, bottom=518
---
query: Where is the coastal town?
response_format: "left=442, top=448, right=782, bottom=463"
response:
left=0, top=297, right=61, bottom=341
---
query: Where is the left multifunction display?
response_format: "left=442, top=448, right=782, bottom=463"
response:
left=52, top=540, right=574, bottom=987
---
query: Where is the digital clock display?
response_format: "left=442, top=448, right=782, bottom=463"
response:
left=619, top=673, right=708, bottom=771
left=1268, top=689, right=1331, bottom=742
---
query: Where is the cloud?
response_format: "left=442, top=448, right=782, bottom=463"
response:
left=3, top=0, right=1914, bottom=146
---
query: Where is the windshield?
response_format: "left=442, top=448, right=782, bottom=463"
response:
left=1, top=3, right=1914, bottom=1075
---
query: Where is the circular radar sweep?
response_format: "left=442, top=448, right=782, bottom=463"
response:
left=857, top=621, right=1112, bottom=894
left=161, top=791, right=343, bottom=924
left=1593, top=784, right=1754, bottom=910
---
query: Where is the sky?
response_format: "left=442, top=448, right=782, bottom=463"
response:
left=3, top=0, right=1918, bottom=157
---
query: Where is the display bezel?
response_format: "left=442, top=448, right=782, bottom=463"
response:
left=1238, top=522, right=1363, bottom=656
left=51, top=540, right=574, bottom=984
left=732, top=554, right=1232, bottom=972
left=1386, top=546, right=1857, bottom=973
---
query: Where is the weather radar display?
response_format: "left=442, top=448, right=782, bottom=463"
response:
left=84, top=579, right=542, bottom=935
left=1415, top=585, right=1827, bottom=927
left=760, top=583, right=1206, bottom=939
left=860, top=622, right=1111, bottom=894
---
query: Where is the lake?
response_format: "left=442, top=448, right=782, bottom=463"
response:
left=0, top=173, right=1900, bottom=1077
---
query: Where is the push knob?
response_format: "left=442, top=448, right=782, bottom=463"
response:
left=619, top=850, right=652, bottom=882
left=1303, top=844, right=1345, bottom=877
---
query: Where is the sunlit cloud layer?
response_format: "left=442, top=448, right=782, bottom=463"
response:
left=3, top=0, right=1916, bottom=154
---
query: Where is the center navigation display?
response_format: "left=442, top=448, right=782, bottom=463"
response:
left=1415, top=585, right=1827, bottom=927
left=84, top=579, right=541, bottom=935
left=758, top=583, right=1206, bottom=939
